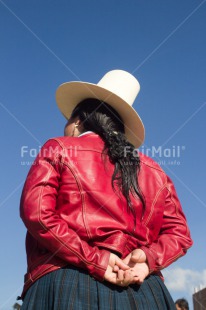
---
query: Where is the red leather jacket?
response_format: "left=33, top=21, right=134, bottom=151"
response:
left=20, top=133, right=193, bottom=297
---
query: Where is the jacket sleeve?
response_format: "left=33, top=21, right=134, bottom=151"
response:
left=140, top=176, right=193, bottom=273
left=20, top=139, right=110, bottom=281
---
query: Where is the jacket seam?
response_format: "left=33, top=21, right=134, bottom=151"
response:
left=62, top=161, right=92, bottom=239
left=156, top=250, right=185, bottom=270
left=144, top=181, right=191, bottom=270
left=144, top=183, right=167, bottom=226
left=36, top=154, right=104, bottom=271
left=50, top=138, right=95, bottom=239
left=165, top=186, right=190, bottom=237
left=140, top=159, right=165, bottom=174
left=46, top=138, right=92, bottom=239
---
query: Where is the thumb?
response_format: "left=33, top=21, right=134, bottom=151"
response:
left=131, top=249, right=146, bottom=263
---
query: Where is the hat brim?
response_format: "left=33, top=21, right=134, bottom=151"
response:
left=56, top=82, right=145, bottom=148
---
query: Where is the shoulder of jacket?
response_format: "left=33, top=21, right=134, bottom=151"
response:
left=45, top=134, right=103, bottom=151
left=42, top=137, right=76, bottom=149
left=139, top=152, right=166, bottom=175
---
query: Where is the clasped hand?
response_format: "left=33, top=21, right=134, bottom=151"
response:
left=104, top=249, right=149, bottom=287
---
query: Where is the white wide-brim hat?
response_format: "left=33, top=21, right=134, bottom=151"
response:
left=56, top=70, right=145, bottom=148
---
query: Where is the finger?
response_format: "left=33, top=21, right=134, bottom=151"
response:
left=134, top=278, right=144, bottom=284
left=117, top=269, right=135, bottom=287
left=122, top=253, right=132, bottom=265
left=123, top=269, right=135, bottom=286
left=133, top=275, right=144, bottom=284
left=131, top=253, right=141, bottom=262
left=115, top=257, right=130, bottom=270
left=131, top=249, right=146, bottom=263
left=113, top=265, right=119, bottom=272
left=117, top=269, right=124, bottom=282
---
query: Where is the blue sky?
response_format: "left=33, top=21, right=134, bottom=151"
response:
left=0, top=0, right=206, bottom=309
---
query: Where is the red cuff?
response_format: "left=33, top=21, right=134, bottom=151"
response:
left=140, top=246, right=157, bottom=273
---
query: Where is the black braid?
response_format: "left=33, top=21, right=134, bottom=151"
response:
left=71, top=98, right=145, bottom=213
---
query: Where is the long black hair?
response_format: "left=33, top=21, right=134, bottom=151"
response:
left=71, top=98, right=145, bottom=213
